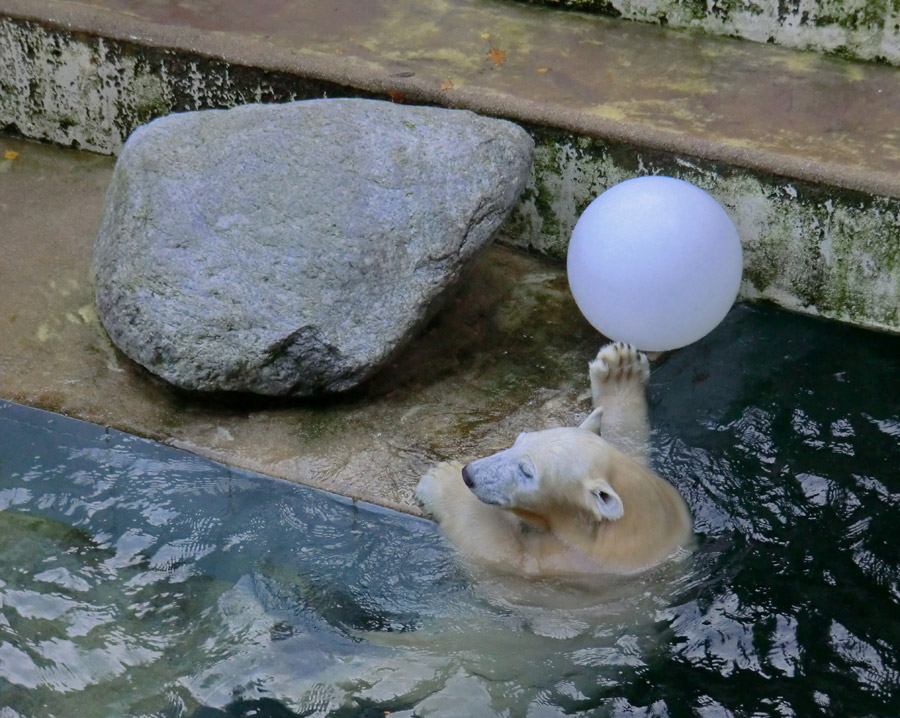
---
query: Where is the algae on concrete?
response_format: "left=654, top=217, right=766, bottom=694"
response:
left=499, top=126, right=900, bottom=335
left=0, top=16, right=360, bottom=154
left=6, top=0, right=900, bottom=192
left=1, top=19, right=170, bottom=153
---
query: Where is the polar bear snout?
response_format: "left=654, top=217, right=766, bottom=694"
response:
left=462, top=463, right=475, bottom=488
left=461, top=457, right=508, bottom=506
left=462, top=450, right=541, bottom=509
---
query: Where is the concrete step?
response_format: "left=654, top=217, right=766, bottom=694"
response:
left=510, top=0, right=900, bottom=66
left=2, top=0, right=899, bottom=333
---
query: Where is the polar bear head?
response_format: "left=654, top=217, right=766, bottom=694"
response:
left=435, top=407, right=692, bottom=575
left=460, top=408, right=629, bottom=525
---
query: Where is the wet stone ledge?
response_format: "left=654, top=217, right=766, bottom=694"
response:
left=510, top=0, right=900, bottom=66
left=0, top=133, right=602, bottom=512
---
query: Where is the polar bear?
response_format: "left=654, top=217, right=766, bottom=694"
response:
left=416, top=342, right=692, bottom=579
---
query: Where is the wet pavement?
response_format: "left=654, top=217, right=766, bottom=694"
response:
left=0, top=136, right=600, bottom=513
left=3, top=0, right=900, bottom=198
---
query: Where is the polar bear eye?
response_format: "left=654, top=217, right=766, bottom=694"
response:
left=517, top=458, right=537, bottom=490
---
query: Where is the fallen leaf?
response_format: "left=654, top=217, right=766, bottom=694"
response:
left=536, top=67, right=549, bottom=73
left=4, top=150, right=18, bottom=160
left=387, top=89, right=406, bottom=103
left=440, top=79, right=455, bottom=91
left=487, top=46, right=507, bottom=66
left=480, top=32, right=491, bottom=40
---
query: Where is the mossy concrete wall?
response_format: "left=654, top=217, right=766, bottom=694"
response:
left=500, top=128, right=900, bottom=334
left=0, top=17, right=358, bottom=154
left=2, top=16, right=898, bottom=336
left=516, top=0, right=900, bottom=65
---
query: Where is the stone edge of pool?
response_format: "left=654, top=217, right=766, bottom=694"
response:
left=0, top=397, right=437, bottom=528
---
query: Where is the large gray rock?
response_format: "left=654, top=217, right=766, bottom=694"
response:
left=93, top=99, right=533, bottom=395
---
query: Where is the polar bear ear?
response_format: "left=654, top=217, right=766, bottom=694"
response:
left=579, top=407, right=603, bottom=436
left=587, top=479, right=624, bottom=521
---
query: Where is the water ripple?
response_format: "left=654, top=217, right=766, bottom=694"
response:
left=1, top=304, right=899, bottom=716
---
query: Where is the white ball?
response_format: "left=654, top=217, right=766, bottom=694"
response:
left=567, top=176, right=743, bottom=352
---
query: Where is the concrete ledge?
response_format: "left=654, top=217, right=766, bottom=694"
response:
left=3, top=0, right=900, bottom=197
left=511, top=0, right=900, bottom=67
left=2, top=0, right=899, bottom=334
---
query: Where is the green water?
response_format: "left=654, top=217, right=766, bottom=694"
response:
left=1, top=303, right=899, bottom=717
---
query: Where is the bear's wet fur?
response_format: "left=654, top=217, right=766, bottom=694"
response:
left=417, top=342, right=693, bottom=578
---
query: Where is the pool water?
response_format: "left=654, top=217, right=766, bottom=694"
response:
left=1, top=303, right=899, bottom=717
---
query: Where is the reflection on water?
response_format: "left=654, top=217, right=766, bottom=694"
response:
left=1, top=303, right=899, bottom=716
left=645, top=303, right=900, bottom=717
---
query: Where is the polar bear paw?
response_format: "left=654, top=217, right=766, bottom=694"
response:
left=416, top=461, right=464, bottom=516
left=590, top=342, right=650, bottom=402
